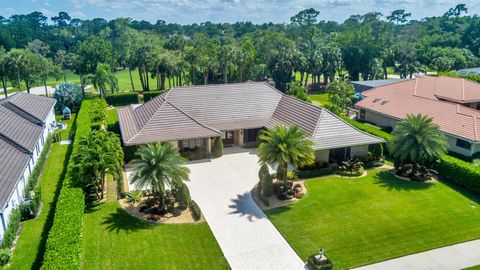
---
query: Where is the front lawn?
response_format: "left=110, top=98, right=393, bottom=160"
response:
left=309, top=93, right=329, bottom=106
left=266, top=169, right=480, bottom=270
left=81, top=178, right=229, bottom=270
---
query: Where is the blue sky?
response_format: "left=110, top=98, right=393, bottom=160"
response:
left=1, top=0, right=479, bottom=25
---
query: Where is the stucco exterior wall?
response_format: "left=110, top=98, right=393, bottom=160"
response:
left=234, top=130, right=244, bottom=146
left=315, top=150, right=329, bottom=163
left=363, top=110, right=399, bottom=128
left=473, top=143, right=480, bottom=155
left=446, top=135, right=473, bottom=157
left=351, top=145, right=369, bottom=159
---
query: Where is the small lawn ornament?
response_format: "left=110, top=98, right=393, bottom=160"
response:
left=63, top=106, right=71, bottom=120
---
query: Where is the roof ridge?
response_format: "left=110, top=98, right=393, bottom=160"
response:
left=318, top=108, right=385, bottom=142
left=128, top=100, right=169, bottom=143
left=461, top=78, right=465, bottom=101
left=311, top=106, right=325, bottom=139
left=0, top=132, right=32, bottom=155
left=166, top=100, right=221, bottom=134
left=3, top=101, right=43, bottom=125
left=168, top=81, right=259, bottom=91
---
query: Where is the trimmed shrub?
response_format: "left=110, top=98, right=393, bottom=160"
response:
left=2, top=208, right=21, bottom=249
left=371, top=143, right=384, bottom=160
left=126, top=190, right=142, bottom=204
left=212, top=137, right=223, bottom=157
left=259, top=164, right=274, bottom=197
left=41, top=99, right=95, bottom=270
left=24, top=136, right=52, bottom=199
left=175, top=182, right=191, bottom=210
left=190, top=200, right=202, bottom=221
left=181, top=148, right=208, bottom=160
left=143, top=91, right=164, bottom=102
left=0, top=248, right=10, bottom=266
left=296, top=167, right=335, bottom=179
left=256, top=187, right=270, bottom=207
left=435, top=155, right=480, bottom=193
left=105, top=92, right=139, bottom=106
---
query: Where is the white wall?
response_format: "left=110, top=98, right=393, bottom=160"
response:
left=363, top=110, right=399, bottom=128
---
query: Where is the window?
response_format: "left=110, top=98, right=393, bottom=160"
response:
left=359, top=109, right=366, bottom=119
left=456, top=138, right=471, bottom=150
left=181, top=138, right=204, bottom=150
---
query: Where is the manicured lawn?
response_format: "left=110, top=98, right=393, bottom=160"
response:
left=9, top=143, right=71, bottom=269
left=266, top=169, right=480, bottom=270
left=309, top=93, right=329, bottom=106
left=81, top=178, right=229, bottom=270
left=6, top=68, right=179, bottom=93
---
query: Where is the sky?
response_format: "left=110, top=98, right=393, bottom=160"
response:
left=1, top=0, right=479, bottom=25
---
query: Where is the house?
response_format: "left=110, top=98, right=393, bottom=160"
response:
left=118, top=82, right=384, bottom=163
left=355, top=76, right=480, bottom=157
left=0, top=93, right=56, bottom=239
left=350, top=79, right=409, bottom=94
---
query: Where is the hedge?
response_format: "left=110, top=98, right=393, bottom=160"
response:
left=1, top=208, right=21, bottom=249
left=190, top=200, right=202, bottom=221
left=105, top=92, right=139, bottom=106
left=346, top=118, right=480, bottom=194
left=143, top=91, right=164, bottom=102
left=296, top=167, right=335, bottom=179
left=25, top=136, right=53, bottom=198
left=40, top=99, right=96, bottom=270
left=435, top=155, right=480, bottom=194
left=342, top=117, right=393, bottom=142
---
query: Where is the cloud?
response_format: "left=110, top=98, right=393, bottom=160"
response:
left=4, top=0, right=480, bottom=24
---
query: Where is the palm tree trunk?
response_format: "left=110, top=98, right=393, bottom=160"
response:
left=156, top=67, right=160, bottom=91
left=44, top=79, right=48, bottom=97
left=204, top=70, right=208, bottom=85
left=101, top=172, right=106, bottom=200
left=224, top=67, right=228, bottom=84
left=128, top=66, right=135, bottom=91
left=239, top=63, right=244, bottom=82
left=179, top=72, right=183, bottom=86
left=2, top=77, right=7, bottom=98
left=305, top=73, right=309, bottom=87
left=300, top=72, right=304, bottom=86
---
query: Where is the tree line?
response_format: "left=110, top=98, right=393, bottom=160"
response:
left=0, top=4, right=479, bottom=96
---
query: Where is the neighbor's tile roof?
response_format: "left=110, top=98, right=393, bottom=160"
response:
left=356, top=76, right=480, bottom=142
left=0, top=93, right=56, bottom=210
left=119, top=82, right=385, bottom=149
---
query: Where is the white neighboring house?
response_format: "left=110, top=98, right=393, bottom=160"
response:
left=0, top=93, right=56, bottom=240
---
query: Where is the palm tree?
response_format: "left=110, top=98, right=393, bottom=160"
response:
left=391, top=114, right=448, bottom=171
left=131, top=143, right=190, bottom=208
left=87, top=63, right=118, bottom=98
left=257, top=125, right=315, bottom=182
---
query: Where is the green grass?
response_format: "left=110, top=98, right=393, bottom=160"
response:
left=5, top=69, right=179, bottom=94
left=9, top=143, right=71, bottom=269
left=309, top=93, right=329, bottom=106
left=81, top=178, right=229, bottom=270
left=266, top=169, right=480, bottom=270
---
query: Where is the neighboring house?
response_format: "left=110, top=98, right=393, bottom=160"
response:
left=350, top=79, right=409, bottom=94
left=0, top=93, right=56, bottom=239
left=457, top=67, right=480, bottom=76
left=118, top=82, right=384, bottom=163
left=356, top=76, right=480, bottom=157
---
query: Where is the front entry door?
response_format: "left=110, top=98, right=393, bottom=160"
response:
left=223, top=131, right=235, bottom=145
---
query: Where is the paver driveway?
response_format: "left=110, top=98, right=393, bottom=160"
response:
left=185, top=147, right=307, bottom=270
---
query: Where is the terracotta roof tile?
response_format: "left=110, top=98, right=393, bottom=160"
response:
left=357, top=76, right=480, bottom=142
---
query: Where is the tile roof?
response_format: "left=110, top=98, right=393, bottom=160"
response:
left=267, top=95, right=385, bottom=150
left=356, top=76, right=480, bottom=142
left=119, top=82, right=384, bottom=149
left=0, top=93, right=56, bottom=210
